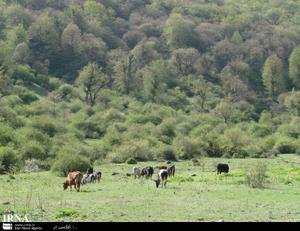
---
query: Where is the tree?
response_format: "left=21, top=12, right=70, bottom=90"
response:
left=163, top=13, right=195, bottom=50
left=262, top=54, right=286, bottom=99
left=28, top=13, right=59, bottom=66
left=76, top=62, right=108, bottom=106
left=212, top=99, right=239, bottom=124
left=111, top=51, right=137, bottom=95
left=122, top=30, right=146, bottom=49
left=131, top=39, right=160, bottom=68
left=61, top=23, right=81, bottom=52
left=140, top=59, right=170, bottom=102
left=0, top=66, right=12, bottom=98
left=289, top=46, right=300, bottom=89
left=170, top=48, right=200, bottom=77
left=284, top=90, right=300, bottom=116
left=12, top=42, right=31, bottom=64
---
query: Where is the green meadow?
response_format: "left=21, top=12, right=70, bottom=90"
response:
left=1, top=154, right=300, bottom=222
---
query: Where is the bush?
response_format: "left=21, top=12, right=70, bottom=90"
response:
left=22, top=141, right=47, bottom=160
left=48, top=77, right=63, bottom=91
left=69, top=100, right=84, bottom=113
left=0, top=147, right=20, bottom=174
left=51, top=150, right=92, bottom=176
left=107, top=140, right=154, bottom=163
left=156, top=145, right=177, bottom=161
left=58, top=84, right=74, bottom=100
left=274, top=137, right=297, bottom=154
left=126, top=158, right=137, bottom=164
left=173, top=136, right=203, bottom=159
left=245, top=162, right=268, bottom=189
left=74, top=120, right=106, bottom=139
left=31, top=116, right=59, bottom=137
left=0, top=123, right=14, bottom=146
left=14, top=86, right=39, bottom=104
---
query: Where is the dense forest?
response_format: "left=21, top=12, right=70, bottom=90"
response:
left=1, top=0, right=300, bottom=175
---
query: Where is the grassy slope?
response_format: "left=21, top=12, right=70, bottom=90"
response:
left=0, top=155, right=300, bottom=222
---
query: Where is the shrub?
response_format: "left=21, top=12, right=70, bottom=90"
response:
left=69, top=100, right=84, bottom=113
left=173, top=136, right=203, bottom=159
left=48, top=77, right=63, bottom=91
left=156, top=145, right=177, bottom=161
left=274, top=137, right=297, bottom=154
left=58, top=84, right=74, bottom=100
left=31, top=116, right=59, bottom=137
left=0, top=106, right=25, bottom=128
left=107, top=140, right=154, bottom=163
left=14, top=86, right=39, bottom=104
left=0, top=123, right=14, bottom=146
left=0, top=147, right=20, bottom=174
left=22, top=141, right=47, bottom=160
left=51, top=150, right=92, bottom=176
left=245, top=162, right=268, bottom=189
left=74, top=120, right=106, bottom=139
left=126, top=158, right=137, bottom=164
left=250, top=123, right=271, bottom=137
left=11, top=64, right=35, bottom=83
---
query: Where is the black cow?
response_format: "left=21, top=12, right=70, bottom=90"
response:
left=167, top=164, right=175, bottom=177
left=141, top=166, right=154, bottom=179
left=217, top=163, right=229, bottom=174
left=94, top=171, right=102, bottom=183
left=87, top=167, right=94, bottom=175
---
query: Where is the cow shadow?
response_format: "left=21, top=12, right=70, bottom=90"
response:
left=80, top=189, right=100, bottom=193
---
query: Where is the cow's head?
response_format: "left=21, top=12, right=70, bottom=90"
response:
left=63, top=181, right=68, bottom=190
left=153, top=179, right=160, bottom=188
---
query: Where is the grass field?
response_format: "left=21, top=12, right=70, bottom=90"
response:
left=1, top=154, right=300, bottom=222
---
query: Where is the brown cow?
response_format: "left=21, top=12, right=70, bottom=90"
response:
left=63, top=171, right=82, bottom=192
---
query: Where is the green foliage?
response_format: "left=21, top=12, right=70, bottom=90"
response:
left=11, top=64, right=35, bottom=83
left=31, top=116, right=59, bottom=137
left=54, top=208, right=80, bottom=219
left=289, top=46, right=300, bottom=89
left=126, top=158, right=137, bottom=164
left=156, top=145, right=177, bottom=161
left=51, top=149, right=92, bottom=177
left=0, top=147, right=20, bottom=174
left=262, top=54, right=286, bottom=99
left=173, top=136, right=203, bottom=159
left=163, top=13, right=195, bottom=49
left=76, top=62, right=108, bottom=106
left=14, top=85, right=38, bottom=104
left=274, top=137, right=297, bottom=154
left=284, top=91, right=300, bottom=116
left=107, top=140, right=154, bottom=163
left=0, top=123, right=14, bottom=146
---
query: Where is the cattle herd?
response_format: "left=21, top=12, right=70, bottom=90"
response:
left=63, top=162, right=229, bottom=192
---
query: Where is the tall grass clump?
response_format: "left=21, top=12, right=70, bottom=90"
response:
left=245, top=161, right=268, bottom=189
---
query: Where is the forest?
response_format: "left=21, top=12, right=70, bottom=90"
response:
left=0, top=0, right=300, bottom=176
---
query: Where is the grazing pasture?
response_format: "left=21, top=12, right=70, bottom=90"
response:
left=0, top=155, right=300, bottom=222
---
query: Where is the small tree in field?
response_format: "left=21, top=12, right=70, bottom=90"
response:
left=76, top=62, right=108, bottom=106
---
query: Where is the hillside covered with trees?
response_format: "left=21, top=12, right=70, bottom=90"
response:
left=1, top=0, right=300, bottom=175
